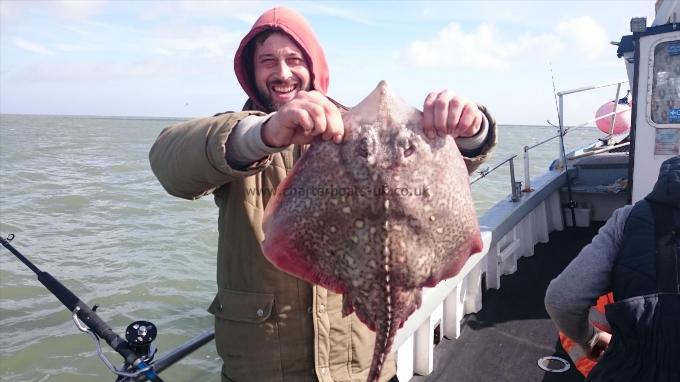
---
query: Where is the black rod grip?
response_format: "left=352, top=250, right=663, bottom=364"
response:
left=37, top=272, right=139, bottom=365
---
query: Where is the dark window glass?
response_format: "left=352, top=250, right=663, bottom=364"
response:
left=651, top=40, right=680, bottom=125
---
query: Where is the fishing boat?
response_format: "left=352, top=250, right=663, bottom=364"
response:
left=391, top=1, right=679, bottom=381
left=1, top=1, right=677, bottom=382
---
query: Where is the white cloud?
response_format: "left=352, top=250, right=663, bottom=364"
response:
left=419, top=3, right=526, bottom=24
left=150, top=25, right=242, bottom=58
left=53, top=43, right=98, bottom=52
left=1, top=0, right=106, bottom=23
left=405, top=14, right=611, bottom=70
left=11, top=57, right=226, bottom=83
left=176, top=0, right=260, bottom=23
left=53, top=0, right=106, bottom=20
left=298, top=3, right=374, bottom=25
left=407, top=22, right=562, bottom=69
left=143, top=1, right=374, bottom=26
left=57, top=20, right=242, bottom=59
left=556, top=16, right=608, bottom=60
left=0, top=1, right=29, bottom=21
left=0, top=1, right=13, bottom=18
left=144, top=0, right=262, bottom=24
left=151, top=47, right=175, bottom=56
left=14, top=38, right=53, bottom=55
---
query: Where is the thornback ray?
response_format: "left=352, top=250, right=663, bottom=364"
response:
left=262, top=80, right=483, bottom=382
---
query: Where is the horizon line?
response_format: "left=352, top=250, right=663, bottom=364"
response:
left=0, top=113, right=577, bottom=128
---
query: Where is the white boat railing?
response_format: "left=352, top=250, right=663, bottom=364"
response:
left=523, top=80, right=629, bottom=192
left=394, top=80, right=630, bottom=381
left=464, top=80, right=630, bottom=200
left=470, top=154, right=522, bottom=202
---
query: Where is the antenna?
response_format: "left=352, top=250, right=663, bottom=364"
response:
left=549, top=62, right=561, bottom=129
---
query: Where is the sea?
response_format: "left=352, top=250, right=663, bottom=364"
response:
left=0, top=114, right=602, bottom=381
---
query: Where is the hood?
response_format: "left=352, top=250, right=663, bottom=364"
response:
left=234, top=7, right=330, bottom=111
left=646, top=155, right=680, bottom=208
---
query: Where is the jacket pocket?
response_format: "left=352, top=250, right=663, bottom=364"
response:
left=210, top=288, right=282, bottom=381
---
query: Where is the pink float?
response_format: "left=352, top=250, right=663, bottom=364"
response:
left=595, top=100, right=631, bottom=134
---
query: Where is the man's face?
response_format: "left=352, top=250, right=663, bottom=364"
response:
left=253, top=33, right=311, bottom=111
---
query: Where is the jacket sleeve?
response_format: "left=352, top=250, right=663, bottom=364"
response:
left=544, top=205, right=633, bottom=346
left=462, top=104, right=497, bottom=175
left=149, top=111, right=272, bottom=200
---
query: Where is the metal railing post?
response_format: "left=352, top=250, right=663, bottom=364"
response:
left=509, top=157, right=520, bottom=202
left=609, top=83, right=622, bottom=136
left=558, top=94, right=566, bottom=169
left=523, top=146, right=531, bottom=192
left=470, top=154, right=517, bottom=185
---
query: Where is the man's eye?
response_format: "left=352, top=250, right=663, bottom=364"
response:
left=287, top=57, right=303, bottom=65
left=261, top=59, right=276, bottom=66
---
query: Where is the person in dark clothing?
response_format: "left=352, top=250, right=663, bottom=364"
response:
left=545, top=155, right=680, bottom=381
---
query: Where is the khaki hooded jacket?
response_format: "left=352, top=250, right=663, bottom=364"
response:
left=149, top=7, right=497, bottom=382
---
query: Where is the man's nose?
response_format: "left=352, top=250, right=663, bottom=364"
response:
left=275, top=60, right=293, bottom=79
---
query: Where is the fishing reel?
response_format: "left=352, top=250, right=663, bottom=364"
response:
left=71, top=309, right=161, bottom=381
left=125, top=321, right=158, bottom=363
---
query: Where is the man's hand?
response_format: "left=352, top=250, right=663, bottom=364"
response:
left=422, top=90, right=483, bottom=139
left=583, top=331, right=612, bottom=361
left=261, top=90, right=344, bottom=147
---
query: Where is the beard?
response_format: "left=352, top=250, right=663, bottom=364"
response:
left=263, top=98, right=283, bottom=112
left=256, top=77, right=309, bottom=112
left=256, top=88, right=281, bottom=111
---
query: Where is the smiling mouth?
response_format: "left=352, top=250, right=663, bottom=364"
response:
left=271, top=84, right=298, bottom=95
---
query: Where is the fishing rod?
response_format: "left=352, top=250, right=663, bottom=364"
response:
left=1, top=233, right=214, bottom=381
left=549, top=62, right=577, bottom=228
left=1, top=234, right=162, bottom=381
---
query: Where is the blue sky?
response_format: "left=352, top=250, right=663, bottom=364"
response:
left=0, top=1, right=656, bottom=125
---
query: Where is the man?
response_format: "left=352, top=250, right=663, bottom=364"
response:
left=545, top=156, right=680, bottom=381
left=150, top=7, right=497, bottom=382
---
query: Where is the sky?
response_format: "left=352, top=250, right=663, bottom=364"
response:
left=0, top=0, right=657, bottom=125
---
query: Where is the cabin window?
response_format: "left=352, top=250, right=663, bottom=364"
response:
left=650, top=40, right=680, bottom=125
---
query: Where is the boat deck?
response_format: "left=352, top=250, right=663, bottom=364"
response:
left=411, top=224, right=603, bottom=382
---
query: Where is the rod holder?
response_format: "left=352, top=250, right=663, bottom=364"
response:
left=523, top=146, right=533, bottom=192
left=509, top=158, right=521, bottom=202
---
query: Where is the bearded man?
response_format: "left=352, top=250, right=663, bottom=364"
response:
left=150, top=7, right=497, bottom=382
